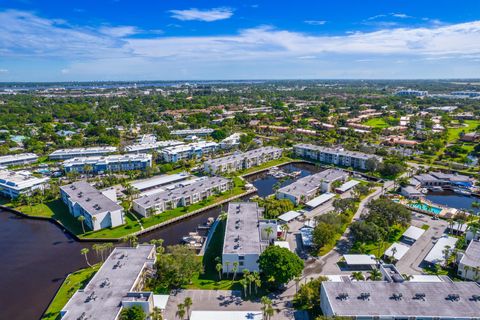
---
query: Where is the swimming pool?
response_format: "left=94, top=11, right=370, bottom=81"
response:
left=408, top=202, right=442, bottom=214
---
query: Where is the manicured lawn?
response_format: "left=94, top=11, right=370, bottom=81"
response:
left=82, top=177, right=247, bottom=239
left=364, top=118, right=389, bottom=129
left=42, top=264, right=100, bottom=320
left=239, top=157, right=293, bottom=175
left=351, top=224, right=407, bottom=257
left=188, top=219, right=242, bottom=290
left=446, top=120, right=480, bottom=143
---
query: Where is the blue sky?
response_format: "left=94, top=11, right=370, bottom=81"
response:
left=1, top=0, right=480, bottom=81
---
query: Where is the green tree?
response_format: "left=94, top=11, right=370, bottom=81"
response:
left=120, top=305, right=146, bottom=320
left=183, top=297, right=192, bottom=319
left=258, top=245, right=304, bottom=287
left=293, top=276, right=328, bottom=315
left=78, top=215, right=86, bottom=233
left=312, top=222, right=337, bottom=250
left=80, top=248, right=91, bottom=267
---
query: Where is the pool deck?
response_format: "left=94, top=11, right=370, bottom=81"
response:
left=397, top=197, right=458, bottom=219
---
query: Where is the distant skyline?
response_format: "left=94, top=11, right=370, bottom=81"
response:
left=1, top=0, right=480, bottom=81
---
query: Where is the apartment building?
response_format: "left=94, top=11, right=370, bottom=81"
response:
left=132, top=176, right=232, bottom=216
left=294, top=144, right=383, bottom=170
left=204, top=146, right=282, bottom=174
left=60, top=181, right=124, bottom=231
left=161, top=141, right=218, bottom=163
left=458, top=240, right=480, bottom=281
left=170, top=128, right=214, bottom=137
left=276, top=169, right=348, bottom=205
left=222, top=202, right=277, bottom=272
left=61, top=245, right=156, bottom=320
left=124, top=140, right=184, bottom=154
left=62, top=154, right=152, bottom=174
left=0, top=169, right=49, bottom=198
left=0, top=153, right=38, bottom=167
left=49, top=146, right=117, bottom=160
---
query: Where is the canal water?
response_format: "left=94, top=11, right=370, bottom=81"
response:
left=425, top=191, right=480, bottom=215
left=0, top=162, right=318, bottom=320
left=245, top=162, right=322, bottom=197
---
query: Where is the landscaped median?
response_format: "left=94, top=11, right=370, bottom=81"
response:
left=41, top=264, right=100, bottom=320
left=14, top=176, right=250, bottom=240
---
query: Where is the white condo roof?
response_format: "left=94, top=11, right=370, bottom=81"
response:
left=305, top=192, right=335, bottom=208
left=402, top=225, right=425, bottom=241
left=384, top=242, right=410, bottom=260
left=343, top=254, right=377, bottom=266
left=278, top=210, right=302, bottom=222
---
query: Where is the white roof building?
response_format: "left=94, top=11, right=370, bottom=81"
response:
left=0, top=169, right=49, bottom=198
left=343, top=254, right=377, bottom=266
left=424, top=236, right=458, bottom=265
left=305, top=192, right=335, bottom=208
left=384, top=242, right=410, bottom=261
left=335, top=180, right=360, bottom=193
left=277, top=210, right=302, bottom=223
left=0, top=153, right=38, bottom=167
left=402, top=226, right=426, bottom=242
left=190, top=311, right=262, bottom=320
left=49, top=146, right=117, bottom=160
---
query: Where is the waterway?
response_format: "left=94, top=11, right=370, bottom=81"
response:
left=245, top=162, right=322, bottom=197
left=425, top=191, right=480, bottom=215
left=0, top=162, right=319, bottom=320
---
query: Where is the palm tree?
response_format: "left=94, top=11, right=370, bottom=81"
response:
left=183, top=297, right=192, bottom=319
left=216, top=263, right=223, bottom=280
left=264, top=226, right=274, bottom=241
left=367, top=269, right=382, bottom=281
left=442, top=245, right=452, bottom=268
left=78, top=215, right=86, bottom=233
left=391, top=246, right=398, bottom=261
left=225, top=261, right=230, bottom=277
left=261, top=296, right=272, bottom=319
left=351, top=271, right=365, bottom=281
left=232, top=262, right=239, bottom=281
left=464, top=265, right=471, bottom=279
left=265, top=305, right=275, bottom=320
left=254, top=272, right=262, bottom=294
left=150, top=307, right=163, bottom=320
left=280, top=224, right=289, bottom=239
left=176, top=303, right=185, bottom=320
left=91, top=216, right=97, bottom=230
left=81, top=248, right=91, bottom=267
left=240, top=278, right=248, bottom=297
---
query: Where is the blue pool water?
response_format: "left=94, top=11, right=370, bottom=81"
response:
left=408, top=202, right=442, bottom=214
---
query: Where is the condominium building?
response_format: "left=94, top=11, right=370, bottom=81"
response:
left=320, top=278, right=480, bottom=319
left=161, top=141, right=218, bottom=163
left=411, top=172, right=475, bottom=190
left=63, top=154, right=152, bottom=174
left=132, top=176, right=232, bottom=216
left=276, top=169, right=348, bottom=205
left=395, top=89, right=429, bottom=97
left=124, top=140, right=184, bottom=154
left=204, top=146, right=282, bottom=174
left=49, top=146, right=117, bottom=160
left=222, top=202, right=277, bottom=272
left=0, top=169, right=49, bottom=198
left=0, top=153, right=38, bottom=167
left=60, top=181, right=125, bottom=231
left=458, top=240, right=480, bottom=281
left=294, top=144, right=383, bottom=170
left=61, top=245, right=156, bottom=320
left=170, top=128, right=214, bottom=137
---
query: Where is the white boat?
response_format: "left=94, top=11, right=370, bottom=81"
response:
left=182, top=232, right=204, bottom=248
left=453, top=188, right=471, bottom=196
left=430, top=186, right=443, bottom=192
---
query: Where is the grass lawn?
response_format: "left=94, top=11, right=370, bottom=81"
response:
left=188, top=219, right=242, bottom=290
left=364, top=118, right=390, bottom=129
left=351, top=224, right=408, bottom=257
left=81, top=176, right=247, bottom=239
left=239, top=157, right=293, bottom=175
left=14, top=176, right=247, bottom=240
left=446, top=120, right=480, bottom=143
left=42, top=264, right=100, bottom=320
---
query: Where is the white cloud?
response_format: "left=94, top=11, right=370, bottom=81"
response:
left=169, top=7, right=233, bottom=22
left=0, top=69, right=8, bottom=73
left=99, top=26, right=139, bottom=37
left=391, top=13, right=411, bottom=19
left=304, top=20, right=327, bottom=26
left=61, top=68, right=69, bottom=74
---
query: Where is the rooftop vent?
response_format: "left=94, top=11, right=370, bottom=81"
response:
left=413, top=293, right=426, bottom=301
left=391, top=293, right=403, bottom=301
left=358, top=292, right=370, bottom=301
left=447, top=294, right=460, bottom=301
left=337, top=293, right=349, bottom=301
left=471, top=295, right=480, bottom=301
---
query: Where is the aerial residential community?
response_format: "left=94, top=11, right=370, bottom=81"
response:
left=2, top=1, right=480, bottom=320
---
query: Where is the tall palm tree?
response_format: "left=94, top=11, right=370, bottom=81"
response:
left=225, top=261, right=230, bottom=277
left=176, top=303, right=185, bottom=320
left=442, top=245, right=452, bottom=268
left=216, top=263, right=223, bottom=280
left=81, top=248, right=91, bottom=267
left=240, top=278, right=248, bottom=297
left=280, top=224, right=289, bottom=239
left=254, top=272, right=262, bottom=294
left=264, top=226, right=274, bottom=241
left=78, top=215, right=86, bottom=233
left=261, top=296, right=272, bottom=318
left=183, top=297, right=192, bottom=319
left=232, top=262, right=239, bottom=281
